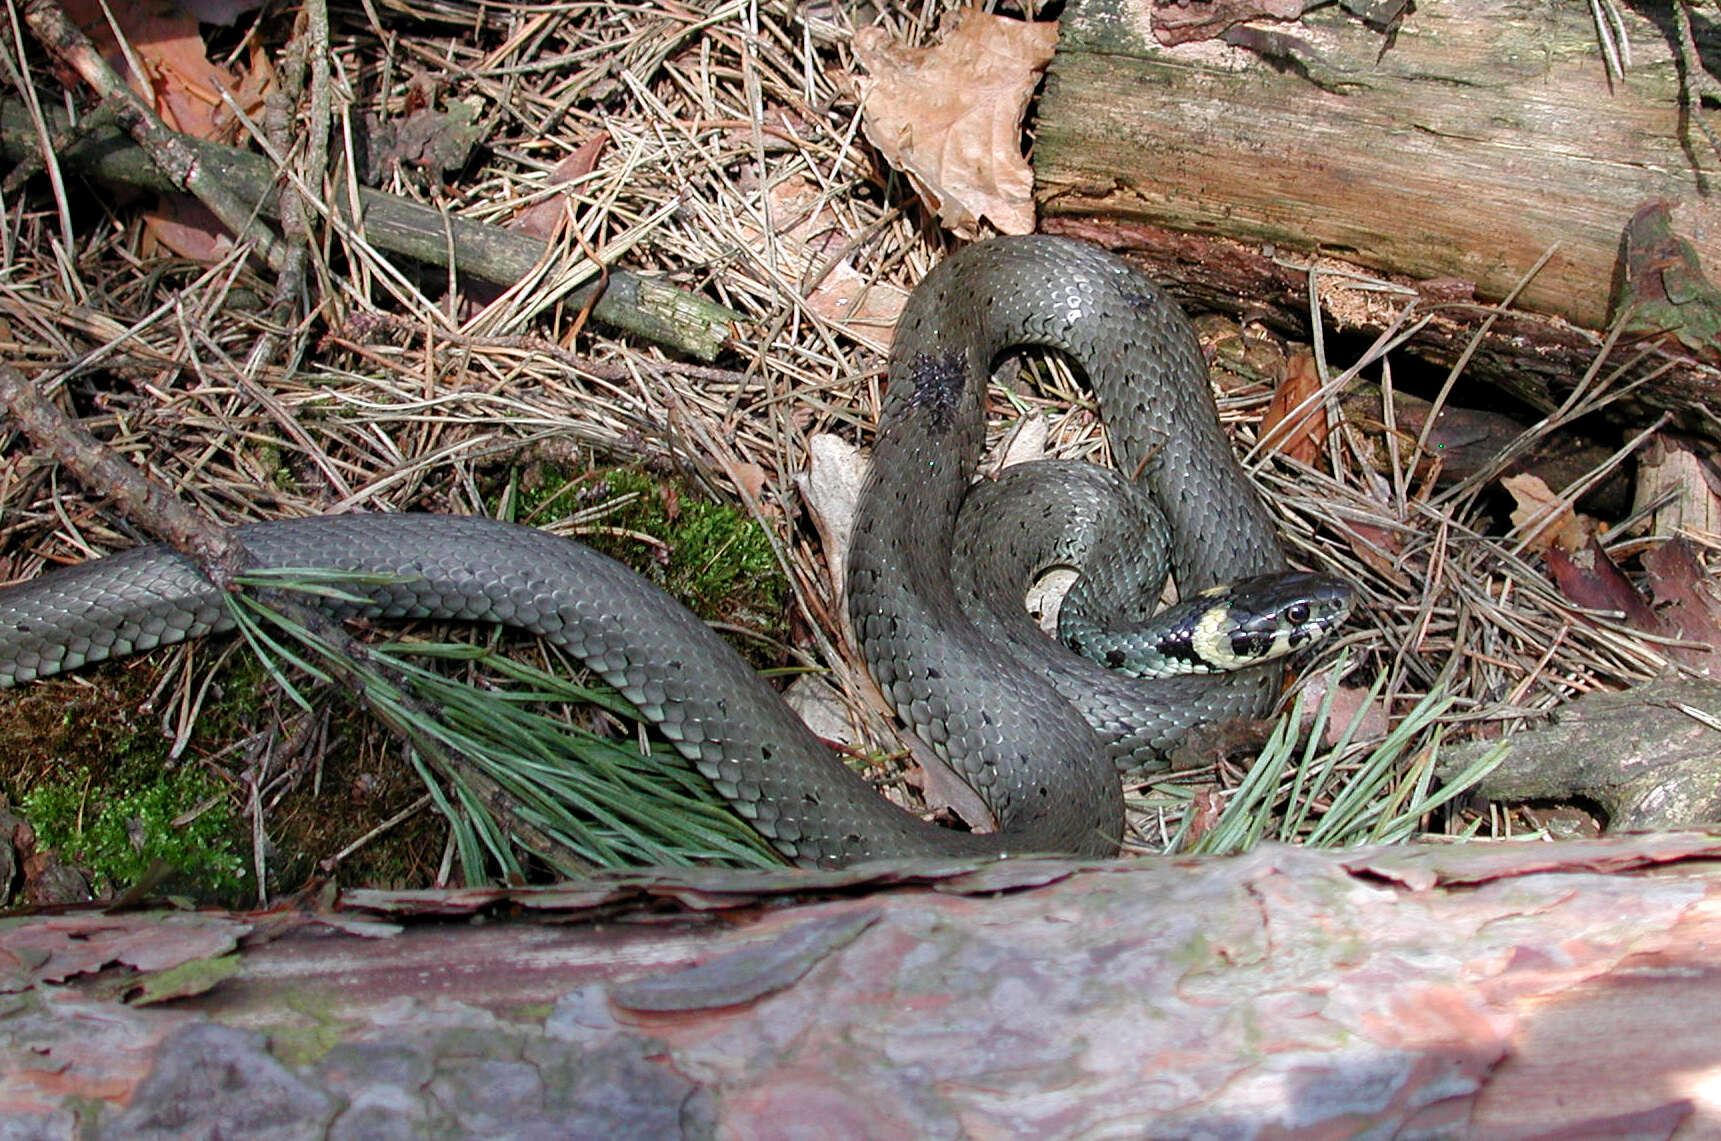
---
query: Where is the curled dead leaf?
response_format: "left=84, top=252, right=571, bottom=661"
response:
left=1502, top=473, right=1595, bottom=555
left=64, top=0, right=270, bottom=141
left=1259, top=349, right=1329, bottom=467
left=508, top=133, right=610, bottom=241
left=854, top=9, right=1058, bottom=238
left=1544, top=539, right=1662, bottom=633
left=729, top=461, right=770, bottom=507
left=1644, top=538, right=1721, bottom=675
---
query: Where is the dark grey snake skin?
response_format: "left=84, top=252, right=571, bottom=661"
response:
left=0, top=237, right=1286, bottom=867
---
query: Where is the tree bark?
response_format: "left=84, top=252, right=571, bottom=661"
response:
left=6, top=834, right=1721, bottom=1138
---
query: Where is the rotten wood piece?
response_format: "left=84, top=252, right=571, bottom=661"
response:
left=6, top=835, right=1721, bottom=1137
left=1438, top=676, right=1721, bottom=830
left=1035, top=0, right=1721, bottom=412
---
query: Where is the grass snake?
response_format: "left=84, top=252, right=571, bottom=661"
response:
left=0, top=236, right=1347, bottom=867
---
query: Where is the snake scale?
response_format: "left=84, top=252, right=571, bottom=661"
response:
left=0, top=236, right=1343, bottom=867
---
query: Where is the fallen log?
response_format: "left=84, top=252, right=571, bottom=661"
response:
left=1035, top=0, right=1721, bottom=411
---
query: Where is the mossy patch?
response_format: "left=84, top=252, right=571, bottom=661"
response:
left=0, top=658, right=447, bottom=903
left=0, top=462, right=794, bottom=898
left=22, top=763, right=245, bottom=897
left=509, top=463, right=789, bottom=664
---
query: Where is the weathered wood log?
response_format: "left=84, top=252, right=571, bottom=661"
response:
left=6, top=835, right=1721, bottom=1137
left=1035, top=0, right=1721, bottom=412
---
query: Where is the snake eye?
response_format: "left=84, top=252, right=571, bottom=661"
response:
left=1286, top=602, right=1310, bottom=625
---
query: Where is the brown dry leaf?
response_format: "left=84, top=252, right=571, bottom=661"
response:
left=853, top=9, right=1058, bottom=239
left=64, top=0, right=250, bottom=139
left=462, top=133, right=611, bottom=316
left=1336, top=519, right=1412, bottom=589
left=507, top=133, right=609, bottom=241
left=1305, top=680, right=1389, bottom=748
left=1502, top=473, right=1595, bottom=555
left=728, top=461, right=771, bottom=508
left=740, top=174, right=910, bottom=350
left=1180, top=787, right=1225, bottom=849
left=1544, top=539, right=1663, bottom=634
left=1643, top=538, right=1721, bottom=674
left=64, top=0, right=275, bottom=261
left=1258, top=348, right=1329, bottom=466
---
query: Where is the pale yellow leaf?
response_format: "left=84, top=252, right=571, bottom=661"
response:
left=798, top=433, right=869, bottom=600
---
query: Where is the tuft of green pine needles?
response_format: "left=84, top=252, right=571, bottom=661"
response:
left=226, top=567, right=783, bottom=881
left=1177, top=657, right=1510, bottom=856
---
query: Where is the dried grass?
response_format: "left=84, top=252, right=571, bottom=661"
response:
left=0, top=0, right=1670, bottom=884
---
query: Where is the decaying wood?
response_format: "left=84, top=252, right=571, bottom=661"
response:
left=1035, top=0, right=1721, bottom=410
left=6, top=835, right=1721, bottom=1137
left=1038, top=0, right=1714, bottom=329
left=1438, top=676, right=1721, bottom=830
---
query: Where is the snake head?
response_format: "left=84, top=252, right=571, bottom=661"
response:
left=1072, top=571, right=1353, bottom=678
left=1199, top=572, right=1353, bottom=669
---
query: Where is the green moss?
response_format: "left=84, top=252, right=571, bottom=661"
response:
left=594, top=469, right=783, bottom=629
left=126, top=952, right=243, bottom=1005
left=20, top=765, right=246, bottom=895
left=268, top=1005, right=353, bottom=1067
left=509, top=461, right=586, bottom=520
left=502, top=463, right=788, bottom=661
left=250, top=440, right=296, bottom=493
left=0, top=460, right=794, bottom=897
left=0, top=649, right=446, bottom=898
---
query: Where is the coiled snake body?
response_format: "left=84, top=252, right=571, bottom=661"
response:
left=0, top=237, right=1343, bottom=867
